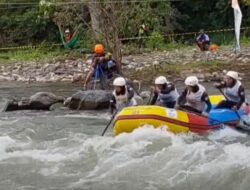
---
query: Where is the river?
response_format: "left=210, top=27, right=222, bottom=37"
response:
left=0, top=82, right=250, bottom=190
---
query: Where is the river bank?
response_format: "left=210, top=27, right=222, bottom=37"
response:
left=0, top=45, right=250, bottom=84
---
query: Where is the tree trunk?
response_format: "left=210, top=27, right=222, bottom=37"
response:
left=112, top=34, right=123, bottom=75
left=103, top=3, right=123, bottom=75
left=87, top=2, right=102, bottom=39
left=88, top=2, right=123, bottom=74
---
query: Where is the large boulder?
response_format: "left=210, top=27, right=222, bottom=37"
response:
left=3, top=92, right=65, bottom=112
left=65, top=90, right=113, bottom=110
left=65, top=90, right=144, bottom=110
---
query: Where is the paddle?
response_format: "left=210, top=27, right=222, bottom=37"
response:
left=101, top=110, right=117, bottom=136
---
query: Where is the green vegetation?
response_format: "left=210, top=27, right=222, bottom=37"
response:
left=1, top=0, right=250, bottom=48
left=0, top=48, right=85, bottom=64
left=0, top=0, right=250, bottom=67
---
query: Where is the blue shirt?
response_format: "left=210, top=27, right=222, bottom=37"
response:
left=197, top=34, right=210, bottom=43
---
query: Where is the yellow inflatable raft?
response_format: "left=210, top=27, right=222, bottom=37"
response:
left=113, top=95, right=225, bottom=136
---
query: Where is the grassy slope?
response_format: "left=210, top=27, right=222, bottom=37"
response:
left=0, top=48, right=85, bottom=65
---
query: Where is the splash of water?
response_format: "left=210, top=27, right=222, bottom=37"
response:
left=1, top=122, right=250, bottom=190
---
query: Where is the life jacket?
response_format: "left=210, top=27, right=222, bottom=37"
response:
left=186, top=84, right=206, bottom=112
left=224, top=80, right=242, bottom=103
left=113, top=86, right=137, bottom=112
left=157, top=85, right=179, bottom=106
left=92, top=55, right=106, bottom=78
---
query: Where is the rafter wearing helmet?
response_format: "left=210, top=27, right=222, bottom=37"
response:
left=110, top=77, right=137, bottom=114
left=150, top=76, right=179, bottom=108
left=177, top=76, right=212, bottom=116
left=214, top=71, right=245, bottom=110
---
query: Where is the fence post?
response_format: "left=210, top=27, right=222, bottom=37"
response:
left=222, top=29, right=225, bottom=45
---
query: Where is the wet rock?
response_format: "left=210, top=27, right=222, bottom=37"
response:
left=0, top=75, right=12, bottom=81
left=42, top=63, right=50, bottom=69
left=36, top=77, right=47, bottom=83
left=212, top=72, right=219, bottom=78
left=28, top=76, right=36, bottom=82
left=127, top=65, right=135, bottom=70
left=222, top=70, right=227, bottom=74
left=54, top=68, right=66, bottom=75
left=182, top=61, right=189, bottom=65
left=66, top=60, right=75, bottom=65
left=61, top=76, right=73, bottom=82
left=66, top=90, right=113, bottom=110
left=84, top=68, right=90, bottom=73
left=242, top=58, right=250, bottom=63
left=0, top=66, right=5, bottom=71
left=122, top=59, right=130, bottom=65
left=86, top=59, right=92, bottom=65
left=135, top=67, right=143, bottom=72
left=196, top=73, right=205, bottom=80
left=73, top=73, right=84, bottom=83
left=130, top=62, right=138, bottom=67
left=12, top=74, right=21, bottom=81
left=204, top=73, right=213, bottom=80
left=77, top=61, right=84, bottom=69
left=3, top=92, right=65, bottom=112
left=2, top=72, right=10, bottom=76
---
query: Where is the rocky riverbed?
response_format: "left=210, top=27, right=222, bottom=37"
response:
left=0, top=46, right=250, bottom=83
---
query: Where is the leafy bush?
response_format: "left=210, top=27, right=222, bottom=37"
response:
left=146, top=31, right=165, bottom=50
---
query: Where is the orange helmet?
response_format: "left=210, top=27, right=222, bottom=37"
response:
left=94, top=44, right=104, bottom=54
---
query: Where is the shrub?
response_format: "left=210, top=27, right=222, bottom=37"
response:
left=146, top=31, right=164, bottom=50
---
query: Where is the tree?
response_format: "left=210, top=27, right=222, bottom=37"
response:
left=87, top=1, right=102, bottom=39
left=245, top=0, right=250, bottom=5
left=87, top=0, right=175, bottom=74
left=0, top=0, right=58, bottom=47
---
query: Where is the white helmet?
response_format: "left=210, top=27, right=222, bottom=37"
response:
left=65, top=29, right=70, bottom=34
left=155, top=76, right=168, bottom=85
left=185, top=76, right=199, bottom=86
left=226, top=71, right=239, bottom=80
left=113, top=77, right=126, bottom=86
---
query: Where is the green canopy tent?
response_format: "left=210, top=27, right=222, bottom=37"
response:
left=58, top=24, right=82, bottom=49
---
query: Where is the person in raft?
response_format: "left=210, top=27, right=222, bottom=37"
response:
left=176, top=76, right=212, bottom=116
left=110, top=77, right=137, bottom=114
left=214, top=71, right=245, bottom=110
left=150, top=76, right=179, bottom=108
